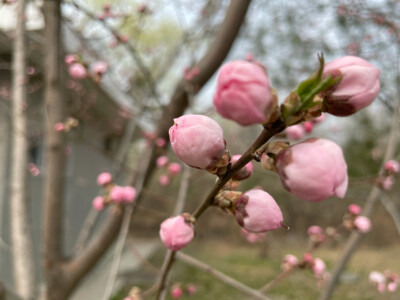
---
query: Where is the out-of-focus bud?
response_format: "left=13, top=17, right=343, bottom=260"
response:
left=171, top=285, right=183, bottom=299
left=353, top=216, right=371, bottom=233
left=159, top=174, right=170, bottom=186
left=93, top=61, right=108, bottom=74
left=303, top=121, right=314, bottom=133
left=380, top=176, right=395, bottom=190
left=122, top=186, right=136, bottom=203
left=168, top=163, right=182, bottom=175
left=322, top=56, right=380, bottom=116
left=275, top=138, right=348, bottom=202
left=285, top=124, right=305, bottom=140
left=312, top=258, right=326, bottom=278
left=186, top=283, right=196, bottom=295
left=231, top=155, right=253, bottom=181
left=156, top=156, right=169, bottom=168
left=234, top=189, right=283, bottom=233
left=169, top=115, right=226, bottom=170
left=97, top=172, right=113, bottom=186
left=69, top=63, right=87, bottom=79
left=92, top=196, right=105, bottom=211
left=110, top=186, right=125, bottom=203
left=213, top=60, right=275, bottom=126
left=385, top=160, right=400, bottom=173
left=65, top=54, right=76, bottom=65
left=159, top=214, right=195, bottom=251
left=281, top=254, right=299, bottom=271
left=348, top=204, right=361, bottom=215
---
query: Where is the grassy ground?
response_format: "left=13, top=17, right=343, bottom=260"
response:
left=144, top=238, right=400, bottom=300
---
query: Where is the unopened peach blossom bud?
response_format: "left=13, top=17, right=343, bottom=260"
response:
left=348, top=204, right=361, bottom=215
left=65, top=54, right=76, bottom=65
left=69, top=63, right=87, bottom=79
left=93, top=61, right=108, bottom=74
left=92, top=196, right=105, bottom=211
left=122, top=186, right=136, bottom=203
left=381, top=176, right=394, bottom=190
left=169, top=115, right=225, bottom=170
left=285, top=125, right=305, bottom=140
left=282, top=254, right=298, bottom=271
left=213, top=60, right=274, bottom=126
left=275, top=138, right=348, bottom=202
left=159, top=175, right=170, bottom=186
left=54, top=122, right=64, bottom=132
left=159, top=215, right=194, bottom=251
left=303, top=121, right=314, bottom=133
left=234, top=189, right=283, bottom=233
left=156, top=155, right=169, bottom=168
left=354, top=216, right=371, bottom=233
left=231, top=155, right=253, bottom=181
left=313, top=258, right=326, bottom=278
left=307, top=225, right=323, bottom=236
left=388, top=282, right=398, bottom=292
left=171, top=286, right=182, bottom=299
left=168, top=163, right=182, bottom=175
left=322, top=56, right=380, bottom=116
left=155, top=138, right=166, bottom=147
left=97, top=172, right=112, bottom=186
left=369, top=271, right=386, bottom=285
left=385, top=160, right=400, bottom=173
left=110, top=186, right=125, bottom=203
left=187, top=284, right=196, bottom=295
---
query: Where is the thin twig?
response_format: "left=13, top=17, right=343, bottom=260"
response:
left=259, top=268, right=295, bottom=293
left=379, top=193, right=400, bottom=237
left=73, top=210, right=99, bottom=255
left=176, top=252, right=271, bottom=300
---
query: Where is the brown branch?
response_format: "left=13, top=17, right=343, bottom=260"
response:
left=10, top=0, right=36, bottom=298
left=318, top=92, right=400, bottom=300
left=176, top=252, right=271, bottom=300
left=42, top=1, right=67, bottom=299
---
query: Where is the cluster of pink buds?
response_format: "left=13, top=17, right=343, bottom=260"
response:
left=156, top=155, right=182, bottom=186
left=302, top=253, right=329, bottom=283
left=170, top=283, right=196, bottom=299
left=159, top=213, right=195, bottom=250
left=378, top=159, right=399, bottom=191
left=284, top=114, right=326, bottom=140
left=369, top=270, right=398, bottom=293
left=241, top=228, right=266, bottom=244
left=343, top=203, right=371, bottom=233
left=92, top=172, right=136, bottom=211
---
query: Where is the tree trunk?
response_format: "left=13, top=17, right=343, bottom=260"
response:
left=10, top=0, right=36, bottom=298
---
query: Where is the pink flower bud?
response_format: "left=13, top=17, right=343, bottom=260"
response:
left=354, top=216, right=371, bottom=233
left=92, top=196, right=105, bottom=211
left=285, top=125, right=305, bottom=140
left=348, top=204, right=361, bottom=215
left=159, top=175, right=170, bottom=186
left=171, top=286, right=183, bottom=299
left=156, top=155, right=169, bottom=168
left=155, top=138, right=166, bottom=148
left=168, top=163, right=182, bottom=175
left=93, top=61, right=108, bottom=74
left=322, top=56, right=380, bottom=116
left=282, top=254, right=298, bottom=271
left=54, top=122, right=64, bottom=132
left=234, top=189, right=283, bottom=233
left=231, top=155, right=253, bottom=181
left=385, top=160, right=400, bottom=173
left=313, top=258, right=326, bottom=278
left=122, top=186, right=136, bottom=203
left=307, top=225, right=323, bottom=236
left=169, top=115, right=226, bottom=170
left=303, top=253, right=313, bottom=263
left=69, top=63, right=87, bottom=79
left=159, top=215, right=194, bottom=250
left=313, top=113, right=326, bottom=123
left=213, top=60, right=274, bottom=126
left=381, top=176, right=394, bottom=190
left=377, top=283, right=386, bottom=293
left=110, top=186, right=125, bottom=203
left=388, top=282, right=398, bottom=292
left=275, top=138, right=348, bottom=202
left=97, top=172, right=112, bottom=186
left=65, top=54, right=76, bottom=65
left=369, top=271, right=386, bottom=285
left=303, top=121, right=314, bottom=133
left=187, top=284, right=196, bottom=295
